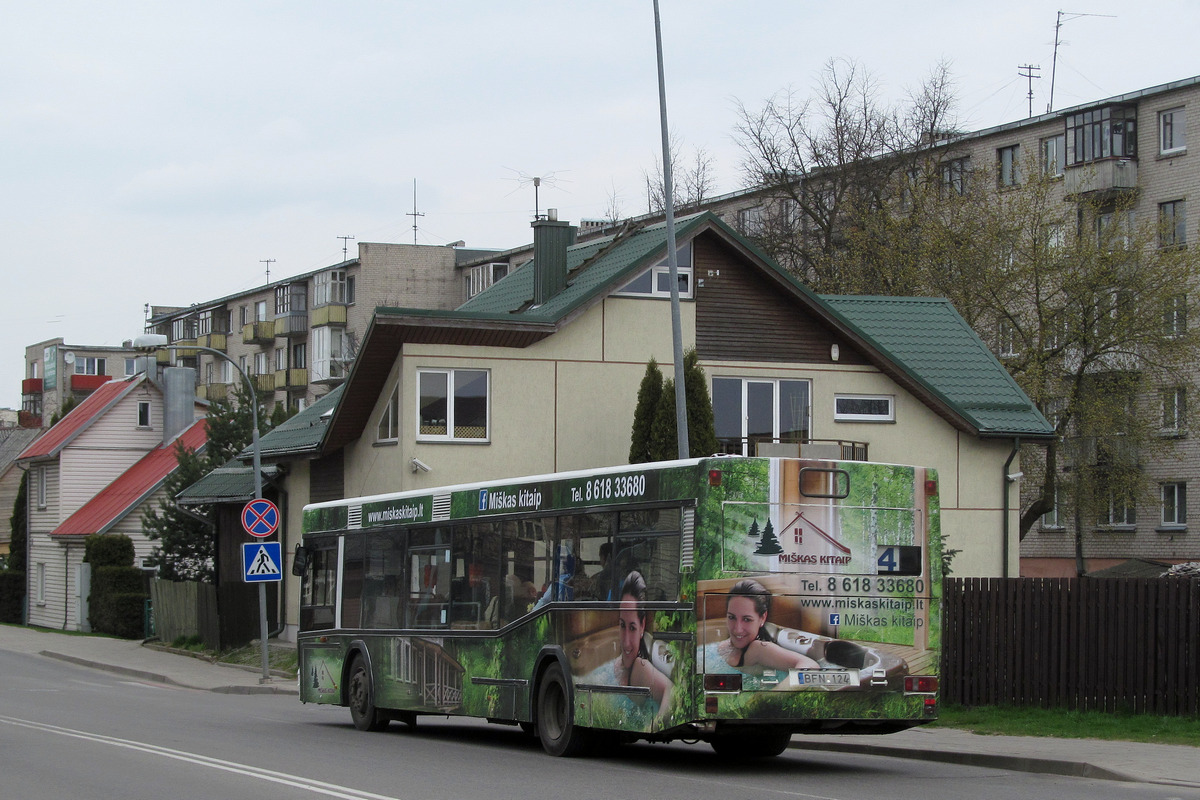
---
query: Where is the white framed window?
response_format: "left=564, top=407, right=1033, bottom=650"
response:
left=291, top=342, right=307, bottom=369
left=941, top=157, right=969, bottom=196
left=712, top=377, right=811, bottom=455
left=253, top=351, right=268, bottom=376
left=1159, top=200, right=1187, bottom=248
left=737, top=205, right=764, bottom=235
left=254, top=300, right=268, bottom=322
left=1041, top=134, right=1065, bottom=177
left=74, top=357, right=106, bottom=376
left=1165, top=294, right=1187, bottom=338
left=314, top=269, right=353, bottom=306
left=275, top=347, right=286, bottom=372
left=1161, top=387, right=1187, bottom=435
left=137, top=401, right=151, bottom=428
left=613, top=243, right=694, bottom=299
left=997, top=321, right=1019, bottom=357
left=36, top=465, right=47, bottom=509
left=1041, top=486, right=1064, bottom=530
left=1099, top=491, right=1135, bottom=528
left=465, top=263, right=511, bottom=299
left=833, top=394, right=895, bottom=423
left=124, top=358, right=138, bottom=377
left=36, top=562, right=46, bottom=605
left=417, top=369, right=489, bottom=442
left=1160, top=107, right=1186, bottom=155
left=1161, top=482, right=1187, bottom=527
left=998, top=144, right=1020, bottom=187
left=311, top=327, right=347, bottom=380
left=377, top=384, right=400, bottom=443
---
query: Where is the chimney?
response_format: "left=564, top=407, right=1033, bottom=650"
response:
left=162, top=366, right=197, bottom=445
left=531, top=208, right=576, bottom=305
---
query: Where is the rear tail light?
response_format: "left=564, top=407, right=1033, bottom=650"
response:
left=924, top=479, right=937, bottom=495
left=708, top=469, right=723, bottom=487
left=704, top=673, right=742, bottom=692
left=904, top=675, right=938, bottom=693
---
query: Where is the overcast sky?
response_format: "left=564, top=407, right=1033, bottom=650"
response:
left=4, top=1, right=1198, bottom=410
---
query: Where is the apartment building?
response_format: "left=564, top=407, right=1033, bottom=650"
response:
left=22, top=338, right=143, bottom=427
left=456, top=75, right=1200, bottom=577
left=145, top=242, right=497, bottom=414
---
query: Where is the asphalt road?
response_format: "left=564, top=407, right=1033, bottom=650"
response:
left=2, top=649, right=1196, bottom=800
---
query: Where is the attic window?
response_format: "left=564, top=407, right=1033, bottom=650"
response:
left=613, top=242, right=694, bottom=299
left=137, top=401, right=152, bottom=428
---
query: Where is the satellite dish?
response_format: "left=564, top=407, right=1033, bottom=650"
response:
left=63, top=351, right=75, bottom=365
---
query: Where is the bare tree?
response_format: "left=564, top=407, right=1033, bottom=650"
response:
left=643, top=131, right=717, bottom=214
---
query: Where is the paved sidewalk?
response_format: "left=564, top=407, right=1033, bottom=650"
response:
left=2, top=624, right=1197, bottom=787
left=0, top=623, right=297, bottom=694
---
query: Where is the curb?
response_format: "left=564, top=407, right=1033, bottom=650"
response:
left=791, top=740, right=1140, bottom=784
left=38, top=650, right=298, bottom=695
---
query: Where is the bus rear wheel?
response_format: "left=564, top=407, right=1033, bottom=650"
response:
left=710, top=729, right=792, bottom=758
left=536, top=663, right=588, bottom=757
left=348, top=655, right=389, bottom=732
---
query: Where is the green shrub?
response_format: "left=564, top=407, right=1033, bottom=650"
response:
left=0, top=571, right=24, bottom=623
left=106, top=593, right=150, bottom=639
left=85, top=534, right=136, bottom=568
left=89, top=563, right=147, bottom=637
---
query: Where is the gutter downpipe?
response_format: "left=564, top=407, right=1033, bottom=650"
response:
left=1002, top=438, right=1020, bottom=578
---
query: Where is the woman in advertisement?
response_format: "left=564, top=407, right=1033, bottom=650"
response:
left=616, top=570, right=674, bottom=714
left=720, top=578, right=818, bottom=671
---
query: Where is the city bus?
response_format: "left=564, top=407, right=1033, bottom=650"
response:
left=295, top=456, right=942, bottom=757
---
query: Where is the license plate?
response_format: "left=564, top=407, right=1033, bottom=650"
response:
left=796, top=670, right=852, bottom=686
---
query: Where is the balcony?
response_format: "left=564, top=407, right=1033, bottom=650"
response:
left=274, top=368, right=309, bottom=390
left=716, top=437, right=869, bottom=461
left=242, top=321, right=276, bottom=345
left=69, top=373, right=112, bottom=392
left=1064, top=158, right=1139, bottom=199
left=274, top=312, right=308, bottom=338
left=252, top=373, right=276, bottom=393
left=311, top=304, right=347, bottom=328
left=18, top=410, right=42, bottom=428
left=198, top=383, right=229, bottom=402
left=196, top=332, right=227, bottom=350
left=21, top=378, right=43, bottom=394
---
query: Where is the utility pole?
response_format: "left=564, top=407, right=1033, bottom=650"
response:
left=338, top=235, right=355, bottom=262
left=1018, top=64, right=1041, bottom=118
left=260, top=259, right=275, bottom=284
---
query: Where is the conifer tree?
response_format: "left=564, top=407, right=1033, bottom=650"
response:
left=628, top=358, right=663, bottom=463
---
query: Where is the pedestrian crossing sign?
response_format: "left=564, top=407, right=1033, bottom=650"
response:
left=242, top=541, right=283, bottom=583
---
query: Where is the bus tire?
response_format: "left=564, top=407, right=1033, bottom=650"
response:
left=348, top=655, right=389, bottom=732
left=710, top=729, right=792, bottom=758
left=536, top=663, right=587, bottom=757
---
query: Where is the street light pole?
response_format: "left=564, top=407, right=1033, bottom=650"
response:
left=134, top=334, right=272, bottom=683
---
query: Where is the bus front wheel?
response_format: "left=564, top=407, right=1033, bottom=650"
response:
left=348, top=655, right=389, bottom=732
left=536, top=663, right=587, bottom=757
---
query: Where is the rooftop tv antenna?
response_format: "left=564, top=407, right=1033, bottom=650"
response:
left=505, top=169, right=567, bottom=220
left=1018, top=64, right=1041, bottom=118
left=1047, top=10, right=1116, bottom=113
left=338, top=235, right=355, bottom=261
left=260, top=258, right=276, bottom=284
left=406, top=180, right=424, bottom=244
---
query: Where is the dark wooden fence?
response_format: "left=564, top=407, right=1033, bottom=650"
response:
left=943, top=577, right=1200, bottom=715
left=150, top=579, right=277, bottom=651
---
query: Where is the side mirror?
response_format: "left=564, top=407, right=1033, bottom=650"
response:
left=291, top=544, right=309, bottom=577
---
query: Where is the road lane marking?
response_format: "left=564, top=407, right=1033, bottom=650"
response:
left=0, top=715, right=404, bottom=800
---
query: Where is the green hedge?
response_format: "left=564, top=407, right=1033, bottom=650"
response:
left=85, top=534, right=136, bottom=568
left=103, top=593, right=149, bottom=640
left=89, top=561, right=147, bottom=639
left=0, top=571, right=24, bottom=624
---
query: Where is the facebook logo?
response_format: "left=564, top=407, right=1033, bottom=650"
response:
left=829, top=613, right=841, bottom=626
left=478, top=490, right=488, bottom=511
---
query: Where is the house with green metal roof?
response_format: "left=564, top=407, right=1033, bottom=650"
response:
left=269, top=210, right=1049, bottom=638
